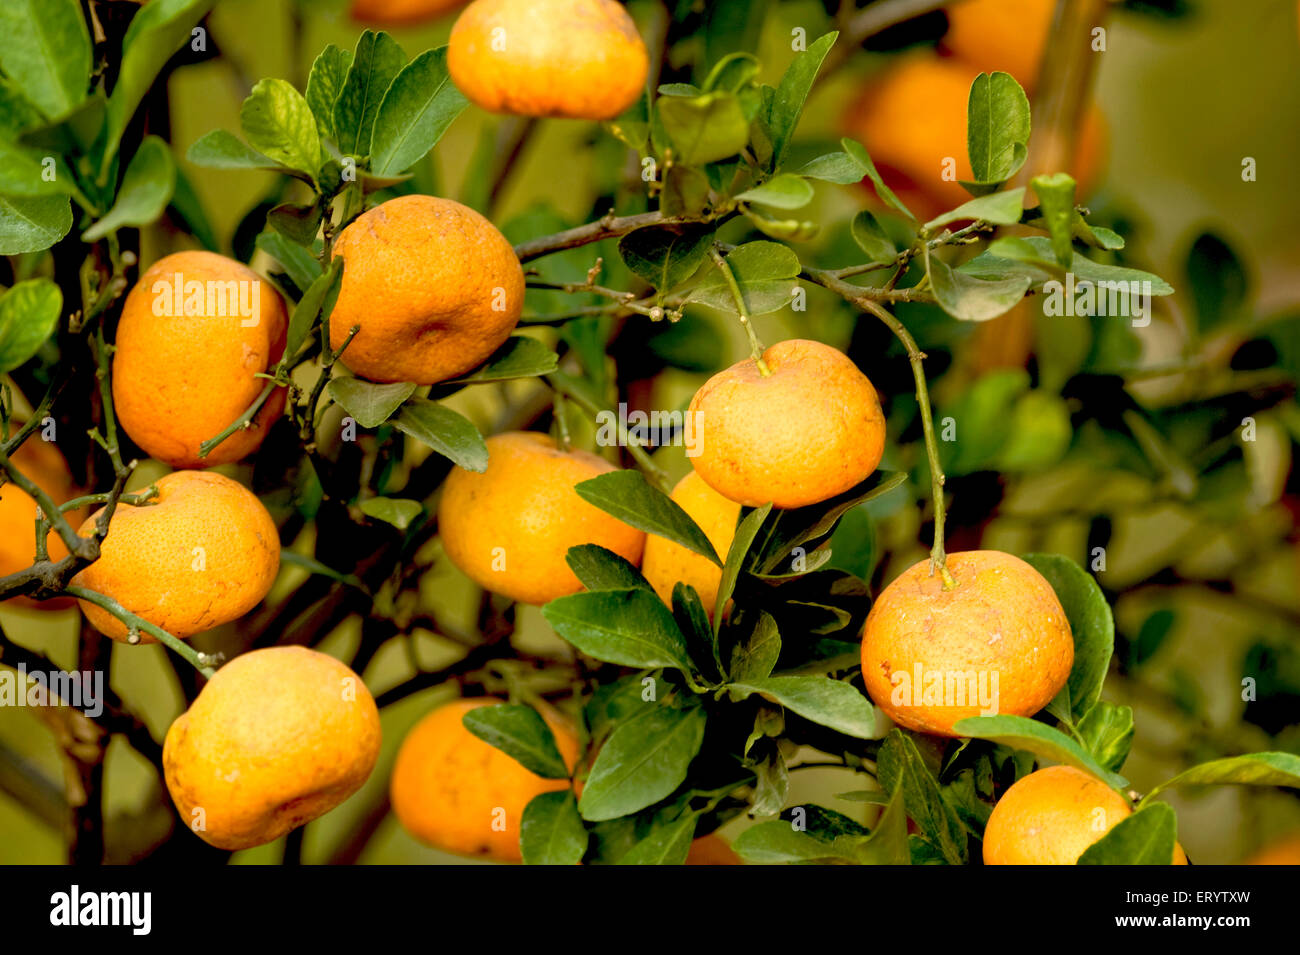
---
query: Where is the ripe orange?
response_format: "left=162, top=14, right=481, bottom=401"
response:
left=163, top=646, right=381, bottom=851
left=1243, top=832, right=1300, bottom=864
left=861, top=550, right=1073, bottom=737
left=437, top=431, right=646, bottom=605
left=842, top=54, right=1106, bottom=222
left=448, top=0, right=649, bottom=120
left=641, top=471, right=739, bottom=614
left=687, top=339, right=885, bottom=510
left=72, top=471, right=279, bottom=642
left=686, top=833, right=742, bottom=865
left=330, top=195, right=524, bottom=385
left=114, top=251, right=287, bottom=469
left=983, top=765, right=1189, bottom=865
left=390, top=697, right=580, bottom=862
left=942, top=0, right=1056, bottom=93
left=0, top=431, right=82, bottom=610
left=350, top=0, right=465, bottom=25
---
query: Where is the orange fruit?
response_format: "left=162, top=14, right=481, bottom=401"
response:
left=0, top=430, right=82, bottom=610
left=330, top=195, right=524, bottom=385
left=641, top=471, right=739, bottom=614
left=390, top=697, right=580, bottom=862
left=437, top=431, right=646, bottom=605
left=163, top=646, right=381, bottom=851
left=71, top=471, right=279, bottom=642
left=686, top=833, right=742, bottom=865
left=942, top=0, right=1056, bottom=92
left=842, top=54, right=1106, bottom=223
left=350, top=0, right=465, bottom=25
left=448, top=0, right=649, bottom=120
left=861, top=550, right=1073, bottom=737
left=1243, top=832, right=1300, bottom=864
left=114, top=251, right=288, bottom=469
left=688, top=339, right=885, bottom=510
left=983, top=765, right=1189, bottom=865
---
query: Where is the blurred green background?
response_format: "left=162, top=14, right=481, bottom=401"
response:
left=2, top=0, right=1298, bottom=864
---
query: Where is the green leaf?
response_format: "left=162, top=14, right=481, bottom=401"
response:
left=854, top=786, right=911, bottom=865
left=1021, top=553, right=1114, bottom=721
left=240, top=79, right=322, bottom=183
left=1186, top=232, right=1247, bottom=334
left=0, top=78, right=44, bottom=137
left=672, top=583, right=721, bottom=683
left=1030, top=173, right=1076, bottom=266
left=0, top=278, right=61, bottom=374
left=445, top=335, right=559, bottom=383
left=256, top=231, right=322, bottom=293
left=186, top=129, right=294, bottom=175
left=795, top=151, right=869, bottom=185
left=740, top=208, right=819, bottom=242
left=924, top=187, right=1026, bottom=232
left=566, top=544, right=653, bottom=593
left=732, top=818, right=858, bottom=863
left=305, top=44, right=351, bottom=141
left=702, top=51, right=760, bottom=94
left=656, top=89, right=750, bottom=165
left=268, top=199, right=324, bottom=246
left=750, top=750, right=789, bottom=816
left=462, top=703, right=572, bottom=779
left=952, top=714, right=1128, bottom=790
left=0, top=195, right=71, bottom=254
left=0, top=141, right=73, bottom=197
left=616, top=815, right=697, bottom=865
left=660, top=164, right=711, bottom=217
left=82, top=136, right=176, bottom=241
left=735, top=174, right=814, bottom=210
left=334, top=30, right=406, bottom=157
left=285, top=257, right=342, bottom=357
left=850, top=210, right=895, bottom=263
left=842, top=137, right=915, bottom=220
left=575, top=470, right=720, bottom=566
left=964, top=236, right=1175, bottom=295
left=357, top=497, right=422, bottom=530
left=876, top=730, right=967, bottom=864
left=926, top=246, right=1030, bottom=322
left=1142, top=752, right=1300, bottom=805
left=328, top=378, right=416, bottom=428
left=392, top=397, right=489, bottom=472
left=1077, top=702, right=1134, bottom=773
left=965, top=71, right=1031, bottom=185
left=728, top=612, right=780, bottom=683
left=542, top=588, right=695, bottom=676
left=618, top=224, right=715, bottom=292
left=1078, top=803, right=1179, bottom=865
left=731, top=676, right=877, bottom=740
left=106, top=0, right=215, bottom=163
left=370, top=47, right=468, bottom=176
left=768, top=31, right=837, bottom=169
left=0, top=0, right=90, bottom=120
left=578, top=703, right=707, bottom=821
left=687, top=240, right=802, bottom=316
left=521, top=791, right=587, bottom=866
left=713, top=504, right=770, bottom=630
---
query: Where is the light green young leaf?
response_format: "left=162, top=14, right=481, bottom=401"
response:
left=1030, top=172, right=1077, bottom=266
left=735, top=174, right=815, bottom=210
left=83, top=136, right=176, bottom=241
left=306, top=44, right=351, bottom=142
left=0, top=0, right=90, bottom=120
left=657, top=89, right=750, bottom=165
left=0, top=195, right=72, bottom=254
left=240, top=78, right=322, bottom=183
left=357, top=497, right=423, bottom=531
left=0, top=278, right=61, bottom=374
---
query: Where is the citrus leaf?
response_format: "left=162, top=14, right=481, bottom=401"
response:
left=0, top=194, right=71, bottom=254
left=462, top=703, right=571, bottom=779
left=1142, top=752, right=1300, bottom=805
left=578, top=703, right=706, bottom=821
left=0, top=278, right=61, bottom=374
left=877, top=730, right=966, bottom=864
left=0, top=0, right=90, bottom=120
left=565, top=543, right=654, bottom=593
left=735, top=174, right=814, bottom=210
left=926, top=246, right=1029, bottom=322
left=305, top=44, right=351, bottom=141
left=575, top=469, right=720, bottom=565
left=240, top=78, right=322, bottom=182
left=714, top=504, right=770, bottom=631
left=186, top=129, right=302, bottom=177
left=328, top=378, right=417, bottom=429
left=1078, top=701, right=1134, bottom=773
left=768, top=31, right=837, bottom=168
left=657, top=89, right=750, bottom=165
left=842, top=137, right=915, bottom=220
left=795, top=150, right=868, bottom=184
left=370, top=46, right=467, bottom=177
left=333, top=30, right=405, bottom=157
left=392, top=397, right=488, bottom=472
left=728, top=611, right=780, bottom=684
left=853, top=785, right=911, bottom=865
left=952, top=714, right=1129, bottom=791
left=687, top=240, right=801, bottom=316
left=850, top=210, right=895, bottom=263
left=83, top=135, right=175, bottom=241
left=924, top=186, right=1026, bottom=232
left=1078, top=803, right=1179, bottom=865
left=521, top=791, right=587, bottom=866
left=616, top=815, right=697, bottom=865
left=285, top=257, right=342, bottom=357
left=542, top=587, right=694, bottom=675
left=966, top=71, right=1031, bottom=184
left=618, top=224, right=715, bottom=292
left=357, top=497, right=422, bottom=530
left=445, top=335, right=559, bottom=383
left=730, top=675, right=877, bottom=740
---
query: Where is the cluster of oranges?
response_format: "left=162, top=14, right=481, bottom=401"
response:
left=0, top=0, right=1258, bottom=865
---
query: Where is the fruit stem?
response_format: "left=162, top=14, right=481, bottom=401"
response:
left=198, top=380, right=278, bottom=459
left=63, top=586, right=215, bottom=679
left=708, top=248, right=770, bottom=376
left=856, top=299, right=954, bottom=589
left=546, top=374, right=672, bottom=493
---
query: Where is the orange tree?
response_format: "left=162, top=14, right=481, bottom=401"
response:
left=0, top=0, right=1297, bottom=866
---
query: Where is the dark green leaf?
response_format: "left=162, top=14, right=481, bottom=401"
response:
left=877, top=730, right=966, bottom=864
left=543, top=588, right=695, bottom=676
left=83, top=135, right=175, bottom=241
left=1077, top=701, right=1134, bottom=773
left=521, top=791, right=587, bottom=865
left=462, top=703, right=572, bottom=779
left=952, top=714, right=1128, bottom=790
left=731, top=675, right=877, bottom=740
left=0, top=195, right=71, bottom=254
left=370, top=47, right=467, bottom=176
left=240, top=78, right=322, bottom=182
left=853, top=786, right=911, bottom=864
left=850, top=210, right=895, bottom=263
left=0, top=0, right=90, bottom=120
left=328, top=377, right=416, bottom=428
left=0, top=278, right=61, bottom=374
left=1078, top=803, right=1179, bottom=865
left=672, top=583, right=721, bottom=683
left=334, top=30, right=406, bottom=157
left=357, top=497, right=422, bottom=530
left=616, top=815, right=697, bottom=865
left=578, top=703, right=707, bottom=821
left=566, top=544, right=653, bottom=593
left=575, top=469, right=720, bottom=565
left=728, top=611, right=780, bottom=683
left=618, top=224, right=715, bottom=291
left=268, top=199, right=323, bottom=246
left=285, top=257, right=342, bottom=357
left=1021, top=552, right=1114, bottom=721
left=687, top=240, right=802, bottom=316
left=256, top=231, right=322, bottom=296
left=768, top=31, right=837, bottom=168
left=446, top=335, right=559, bottom=383
left=965, top=71, right=1031, bottom=184
left=732, top=816, right=860, bottom=863
left=714, top=504, right=770, bottom=630
left=392, top=397, right=488, bottom=472
left=306, top=44, right=351, bottom=141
